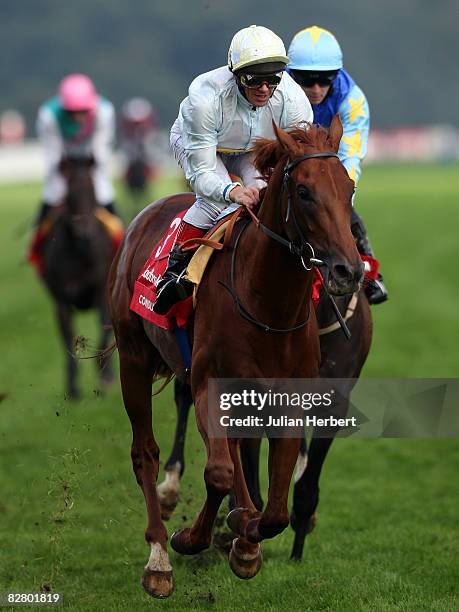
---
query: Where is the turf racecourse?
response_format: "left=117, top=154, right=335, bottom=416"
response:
left=0, top=165, right=458, bottom=611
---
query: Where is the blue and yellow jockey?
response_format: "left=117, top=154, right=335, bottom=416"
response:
left=287, top=26, right=387, bottom=305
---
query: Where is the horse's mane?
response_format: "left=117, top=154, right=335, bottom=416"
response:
left=253, top=123, right=333, bottom=183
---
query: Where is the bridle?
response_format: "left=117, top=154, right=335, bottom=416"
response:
left=220, top=150, right=354, bottom=335
left=259, top=151, right=339, bottom=269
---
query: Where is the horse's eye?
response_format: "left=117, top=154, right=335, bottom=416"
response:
left=297, top=185, right=312, bottom=201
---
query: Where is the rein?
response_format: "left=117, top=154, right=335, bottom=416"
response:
left=220, top=150, right=352, bottom=335
left=219, top=218, right=312, bottom=333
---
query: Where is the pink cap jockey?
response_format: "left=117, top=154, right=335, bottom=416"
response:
left=59, top=74, right=98, bottom=112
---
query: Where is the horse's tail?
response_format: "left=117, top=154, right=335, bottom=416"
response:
left=97, top=340, right=118, bottom=366
left=152, top=371, right=175, bottom=396
left=82, top=338, right=175, bottom=394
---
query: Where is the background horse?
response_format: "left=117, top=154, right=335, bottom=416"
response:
left=288, top=289, right=372, bottom=559
left=109, top=116, right=364, bottom=598
left=41, top=157, right=115, bottom=398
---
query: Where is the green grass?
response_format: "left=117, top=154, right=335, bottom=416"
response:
left=0, top=164, right=458, bottom=611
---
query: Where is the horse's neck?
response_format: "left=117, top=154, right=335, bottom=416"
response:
left=238, top=169, right=313, bottom=328
left=65, top=189, right=97, bottom=217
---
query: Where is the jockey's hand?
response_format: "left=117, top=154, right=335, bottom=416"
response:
left=229, top=185, right=260, bottom=209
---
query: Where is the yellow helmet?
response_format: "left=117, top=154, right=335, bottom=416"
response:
left=228, top=25, right=289, bottom=73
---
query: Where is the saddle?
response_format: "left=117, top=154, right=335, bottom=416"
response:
left=28, top=207, right=124, bottom=276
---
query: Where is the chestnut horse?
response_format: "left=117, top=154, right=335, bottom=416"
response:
left=41, top=158, right=115, bottom=398
left=108, top=116, right=363, bottom=598
left=158, top=288, right=372, bottom=560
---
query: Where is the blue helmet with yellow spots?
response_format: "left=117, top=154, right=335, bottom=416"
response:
left=287, top=26, right=343, bottom=71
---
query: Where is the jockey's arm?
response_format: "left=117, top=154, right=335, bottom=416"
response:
left=92, top=100, right=116, bottom=170
left=181, top=91, right=242, bottom=204
left=36, top=106, right=64, bottom=176
left=337, top=84, right=370, bottom=186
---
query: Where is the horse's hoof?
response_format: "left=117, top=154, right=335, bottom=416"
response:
left=228, top=538, right=262, bottom=580
left=157, top=488, right=179, bottom=521
left=157, top=471, right=180, bottom=520
left=226, top=507, right=252, bottom=537
left=159, top=501, right=177, bottom=521
left=170, top=528, right=209, bottom=555
left=141, top=568, right=173, bottom=598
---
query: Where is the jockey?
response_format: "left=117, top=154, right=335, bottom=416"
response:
left=34, top=74, right=120, bottom=227
left=287, top=26, right=388, bottom=304
left=154, top=25, right=313, bottom=315
left=120, top=97, right=157, bottom=175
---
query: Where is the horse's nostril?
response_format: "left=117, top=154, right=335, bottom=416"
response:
left=333, top=263, right=353, bottom=283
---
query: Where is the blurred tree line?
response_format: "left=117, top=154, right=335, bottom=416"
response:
left=1, top=0, right=458, bottom=134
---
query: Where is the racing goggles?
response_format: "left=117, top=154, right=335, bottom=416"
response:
left=238, top=71, right=283, bottom=89
left=290, top=70, right=338, bottom=88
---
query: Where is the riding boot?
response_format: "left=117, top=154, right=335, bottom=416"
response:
left=351, top=209, right=388, bottom=305
left=34, top=202, right=52, bottom=227
left=153, top=221, right=206, bottom=315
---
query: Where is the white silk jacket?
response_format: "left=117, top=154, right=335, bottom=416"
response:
left=174, top=66, right=313, bottom=203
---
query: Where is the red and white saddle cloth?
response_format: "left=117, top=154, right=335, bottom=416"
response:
left=130, top=210, right=192, bottom=330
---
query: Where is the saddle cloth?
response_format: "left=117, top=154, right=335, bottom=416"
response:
left=129, top=210, right=231, bottom=331
left=28, top=207, right=124, bottom=277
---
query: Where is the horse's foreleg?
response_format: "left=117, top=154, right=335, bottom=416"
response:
left=158, top=379, right=193, bottom=520
left=171, top=388, right=234, bottom=555
left=55, top=302, right=79, bottom=399
left=290, top=387, right=352, bottom=560
left=240, top=438, right=264, bottom=511
left=97, top=302, right=114, bottom=387
left=231, top=437, right=301, bottom=544
left=226, top=439, right=263, bottom=579
left=118, top=346, right=172, bottom=598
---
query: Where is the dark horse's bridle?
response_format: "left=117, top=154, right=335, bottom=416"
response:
left=220, top=150, right=351, bottom=336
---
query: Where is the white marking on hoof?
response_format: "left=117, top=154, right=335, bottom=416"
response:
left=145, top=542, right=172, bottom=573
left=157, top=465, right=181, bottom=499
left=294, top=452, right=308, bottom=483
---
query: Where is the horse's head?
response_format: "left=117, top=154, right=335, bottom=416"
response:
left=254, top=117, right=364, bottom=296
left=59, top=157, right=99, bottom=240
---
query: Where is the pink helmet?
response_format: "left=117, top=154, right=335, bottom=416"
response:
left=58, top=74, right=98, bottom=112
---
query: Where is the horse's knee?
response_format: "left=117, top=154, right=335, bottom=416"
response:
left=204, top=463, right=233, bottom=496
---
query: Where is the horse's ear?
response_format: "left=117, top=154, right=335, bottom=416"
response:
left=329, top=114, right=343, bottom=151
left=272, top=121, right=301, bottom=155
